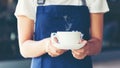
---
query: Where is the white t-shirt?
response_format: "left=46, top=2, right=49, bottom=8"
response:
left=15, top=0, right=109, bottom=20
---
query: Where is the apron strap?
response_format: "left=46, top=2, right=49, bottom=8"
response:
left=37, top=0, right=45, bottom=6
left=81, top=0, right=87, bottom=6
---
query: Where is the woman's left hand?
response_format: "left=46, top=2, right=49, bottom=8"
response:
left=72, top=38, right=102, bottom=60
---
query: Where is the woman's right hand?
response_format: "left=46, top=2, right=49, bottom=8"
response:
left=45, top=38, right=67, bottom=57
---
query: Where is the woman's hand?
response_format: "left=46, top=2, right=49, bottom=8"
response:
left=45, top=38, right=67, bottom=57
left=72, top=38, right=102, bottom=60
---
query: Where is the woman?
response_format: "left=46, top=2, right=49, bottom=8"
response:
left=15, top=0, right=109, bottom=68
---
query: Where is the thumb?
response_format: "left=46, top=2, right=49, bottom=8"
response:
left=54, top=37, right=58, bottom=43
left=79, top=39, right=87, bottom=45
left=51, top=37, right=58, bottom=43
left=81, top=40, right=87, bottom=45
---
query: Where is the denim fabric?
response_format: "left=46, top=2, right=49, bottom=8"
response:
left=31, top=5, right=92, bottom=68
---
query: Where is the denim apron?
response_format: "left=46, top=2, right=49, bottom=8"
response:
left=31, top=0, right=92, bottom=68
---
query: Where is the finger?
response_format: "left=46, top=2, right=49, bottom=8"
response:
left=50, top=40, right=65, bottom=53
left=72, top=50, right=81, bottom=56
left=49, top=48, right=65, bottom=57
left=72, top=49, right=87, bottom=57
left=79, top=40, right=87, bottom=44
left=80, top=44, right=90, bottom=55
left=79, top=39, right=84, bottom=43
left=54, top=37, right=58, bottom=43
left=49, top=49, right=63, bottom=57
left=72, top=48, right=86, bottom=54
left=72, top=51, right=82, bottom=59
left=51, top=37, right=58, bottom=44
left=48, top=52, right=58, bottom=57
left=48, top=44, right=61, bottom=55
left=72, top=51, right=87, bottom=60
left=72, top=50, right=86, bottom=57
left=76, top=54, right=86, bottom=60
left=72, top=40, right=87, bottom=52
left=49, top=40, right=67, bottom=56
left=47, top=46, right=60, bottom=57
left=81, top=40, right=87, bottom=45
left=46, top=41, right=60, bottom=57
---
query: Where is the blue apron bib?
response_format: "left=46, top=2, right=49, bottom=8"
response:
left=31, top=0, right=92, bottom=68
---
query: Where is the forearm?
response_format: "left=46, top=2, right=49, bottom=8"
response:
left=90, top=13, right=104, bottom=40
left=17, top=16, right=47, bottom=58
left=88, top=13, right=104, bottom=55
left=20, top=39, right=47, bottom=58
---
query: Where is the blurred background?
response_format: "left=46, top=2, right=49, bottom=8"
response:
left=0, top=0, right=120, bottom=68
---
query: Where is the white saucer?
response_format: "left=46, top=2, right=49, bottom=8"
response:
left=53, top=43, right=86, bottom=50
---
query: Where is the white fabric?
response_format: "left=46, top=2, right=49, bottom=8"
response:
left=15, top=0, right=109, bottom=20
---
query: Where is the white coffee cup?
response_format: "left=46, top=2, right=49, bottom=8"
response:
left=51, top=31, right=83, bottom=45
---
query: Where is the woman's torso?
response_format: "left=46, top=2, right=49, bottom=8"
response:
left=32, top=0, right=92, bottom=68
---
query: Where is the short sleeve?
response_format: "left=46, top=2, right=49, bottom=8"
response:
left=87, top=0, right=109, bottom=13
left=14, top=0, right=36, bottom=20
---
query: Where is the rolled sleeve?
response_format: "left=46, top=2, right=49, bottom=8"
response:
left=88, top=0, right=109, bottom=13
left=14, top=0, right=36, bottom=20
